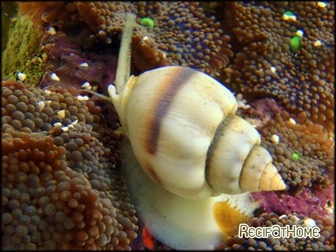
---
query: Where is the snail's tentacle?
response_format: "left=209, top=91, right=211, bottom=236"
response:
left=81, top=14, right=135, bottom=103
left=114, top=13, right=136, bottom=94
left=82, top=89, right=112, bottom=102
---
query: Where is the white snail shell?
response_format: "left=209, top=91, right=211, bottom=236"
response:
left=95, top=13, right=287, bottom=250
left=108, top=65, right=287, bottom=199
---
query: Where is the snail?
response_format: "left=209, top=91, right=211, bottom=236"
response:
left=97, top=13, right=287, bottom=199
left=86, top=13, right=287, bottom=249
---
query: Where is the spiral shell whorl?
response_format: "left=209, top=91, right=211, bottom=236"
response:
left=240, top=146, right=287, bottom=192
left=206, top=115, right=287, bottom=194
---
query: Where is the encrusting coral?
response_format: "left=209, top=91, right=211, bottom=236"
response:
left=260, top=111, right=334, bottom=190
left=14, top=1, right=334, bottom=133
left=132, top=2, right=233, bottom=75
left=18, top=1, right=233, bottom=76
left=2, top=80, right=138, bottom=250
left=221, top=2, right=334, bottom=132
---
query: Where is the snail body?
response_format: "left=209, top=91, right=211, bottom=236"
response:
left=106, top=13, right=286, bottom=199
left=121, top=139, right=258, bottom=250
left=88, top=13, right=288, bottom=249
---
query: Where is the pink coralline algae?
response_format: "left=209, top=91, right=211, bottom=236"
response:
left=252, top=185, right=334, bottom=217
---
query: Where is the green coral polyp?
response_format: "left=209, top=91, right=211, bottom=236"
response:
left=141, top=17, right=155, bottom=28
left=292, top=152, right=300, bottom=161
left=290, top=35, right=301, bottom=53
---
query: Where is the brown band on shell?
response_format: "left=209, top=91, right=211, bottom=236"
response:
left=205, top=114, right=235, bottom=189
left=238, top=144, right=257, bottom=191
left=146, top=67, right=197, bottom=154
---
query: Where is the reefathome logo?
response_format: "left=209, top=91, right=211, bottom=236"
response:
left=238, top=224, right=321, bottom=239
